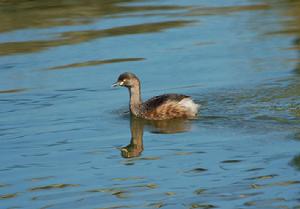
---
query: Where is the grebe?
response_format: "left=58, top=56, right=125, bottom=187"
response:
left=113, top=72, right=199, bottom=120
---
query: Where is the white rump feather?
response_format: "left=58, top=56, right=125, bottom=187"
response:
left=178, top=98, right=200, bottom=115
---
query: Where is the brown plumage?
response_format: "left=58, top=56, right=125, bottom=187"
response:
left=113, top=72, right=199, bottom=120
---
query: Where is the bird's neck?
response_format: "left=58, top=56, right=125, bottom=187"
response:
left=129, top=85, right=142, bottom=116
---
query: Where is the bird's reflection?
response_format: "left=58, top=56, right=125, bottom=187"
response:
left=120, top=115, right=192, bottom=158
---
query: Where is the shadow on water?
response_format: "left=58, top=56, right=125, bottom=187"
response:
left=290, top=154, right=300, bottom=170
left=120, top=116, right=191, bottom=158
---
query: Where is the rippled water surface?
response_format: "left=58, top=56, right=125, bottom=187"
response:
left=0, top=0, right=300, bottom=208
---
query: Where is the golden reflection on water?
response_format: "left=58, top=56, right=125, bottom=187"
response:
left=0, top=193, right=18, bottom=199
left=29, top=183, right=80, bottom=191
left=185, top=3, right=270, bottom=17
left=47, top=58, right=145, bottom=70
left=272, top=1, right=300, bottom=122
left=271, top=0, right=300, bottom=74
left=267, top=1, right=300, bottom=36
left=0, top=0, right=271, bottom=33
left=283, top=3, right=300, bottom=148
left=0, top=0, right=188, bottom=33
left=0, top=88, right=27, bottom=94
left=0, top=1, right=275, bottom=57
left=120, top=116, right=191, bottom=158
left=0, top=20, right=193, bottom=56
left=0, top=0, right=192, bottom=56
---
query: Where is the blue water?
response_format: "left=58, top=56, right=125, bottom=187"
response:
left=0, top=0, right=299, bottom=208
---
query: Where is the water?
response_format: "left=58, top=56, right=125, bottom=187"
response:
left=0, top=0, right=299, bottom=208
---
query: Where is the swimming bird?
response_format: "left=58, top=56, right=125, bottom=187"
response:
left=112, top=72, right=199, bottom=120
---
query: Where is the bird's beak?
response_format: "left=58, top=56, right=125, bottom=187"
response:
left=112, top=81, right=124, bottom=88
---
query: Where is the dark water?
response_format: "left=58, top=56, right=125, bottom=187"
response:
left=0, top=0, right=300, bottom=208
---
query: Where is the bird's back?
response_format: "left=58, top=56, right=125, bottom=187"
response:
left=140, top=94, right=198, bottom=120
